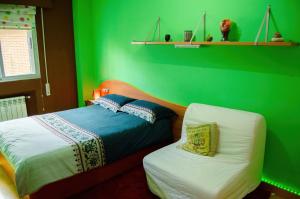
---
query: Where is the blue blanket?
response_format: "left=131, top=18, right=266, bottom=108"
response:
left=57, top=104, right=173, bottom=163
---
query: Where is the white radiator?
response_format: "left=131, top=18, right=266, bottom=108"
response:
left=0, top=96, right=28, bottom=122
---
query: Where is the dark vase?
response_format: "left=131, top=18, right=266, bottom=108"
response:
left=165, top=34, right=171, bottom=42
left=221, top=30, right=230, bottom=41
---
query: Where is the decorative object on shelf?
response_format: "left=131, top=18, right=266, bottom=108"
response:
left=220, top=19, right=231, bottom=41
left=131, top=41, right=297, bottom=46
left=184, top=30, right=193, bottom=42
left=206, top=35, right=213, bottom=42
left=156, top=17, right=161, bottom=41
left=131, top=10, right=298, bottom=48
left=271, top=32, right=284, bottom=42
left=255, top=5, right=271, bottom=44
left=189, top=12, right=207, bottom=43
left=142, top=17, right=161, bottom=42
left=165, top=34, right=171, bottom=42
left=175, top=12, right=206, bottom=48
left=203, top=12, right=207, bottom=41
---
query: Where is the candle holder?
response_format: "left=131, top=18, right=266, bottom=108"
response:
left=184, top=30, right=193, bottom=42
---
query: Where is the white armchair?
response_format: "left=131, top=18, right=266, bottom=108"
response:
left=143, top=103, right=266, bottom=199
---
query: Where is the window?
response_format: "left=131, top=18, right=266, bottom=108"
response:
left=0, top=29, right=40, bottom=81
left=0, top=4, right=40, bottom=82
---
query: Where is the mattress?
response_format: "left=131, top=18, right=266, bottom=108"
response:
left=0, top=105, right=172, bottom=197
left=143, top=142, right=254, bottom=199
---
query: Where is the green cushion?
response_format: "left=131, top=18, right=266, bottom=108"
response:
left=180, top=123, right=219, bottom=157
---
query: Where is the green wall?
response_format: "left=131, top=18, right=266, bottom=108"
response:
left=73, top=0, right=300, bottom=193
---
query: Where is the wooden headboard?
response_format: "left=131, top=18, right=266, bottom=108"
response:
left=96, top=80, right=187, bottom=140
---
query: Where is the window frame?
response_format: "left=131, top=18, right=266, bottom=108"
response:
left=0, top=29, right=41, bottom=83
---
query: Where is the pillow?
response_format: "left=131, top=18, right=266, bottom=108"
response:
left=95, top=94, right=135, bottom=113
left=120, top=100, right=176, bottom=123
left=179, top=123, right=219, bottom=157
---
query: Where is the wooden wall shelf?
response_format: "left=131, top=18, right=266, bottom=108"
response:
left=131, top=41, right=298, bottom=46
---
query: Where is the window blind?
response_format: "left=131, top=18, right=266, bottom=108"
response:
left=0, top=4, right=36, bottom=30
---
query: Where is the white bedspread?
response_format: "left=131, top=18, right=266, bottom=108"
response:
left=0, top=114, right=105, bottom=197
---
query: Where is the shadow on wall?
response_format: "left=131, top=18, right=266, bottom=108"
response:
left=229, top=21, right=241, bottom=41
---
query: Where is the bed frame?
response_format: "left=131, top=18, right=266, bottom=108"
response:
left=0, top=80, right=186, bottom=199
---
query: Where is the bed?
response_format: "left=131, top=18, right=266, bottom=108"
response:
left=0, top=80, right=186, bottom=199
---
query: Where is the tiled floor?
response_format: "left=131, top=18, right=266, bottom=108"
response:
left=71, top=165, right=271, bottom=199
left=0, top=164, right=293, bottom=199
left=71, top=164, right=157, bottom=199
left=71, top=166, right=292, bottom=199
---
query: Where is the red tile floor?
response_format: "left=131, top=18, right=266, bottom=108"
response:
left=71, top=164, right=158, bottom=199
left=71, top=164, right=272, bottom=199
